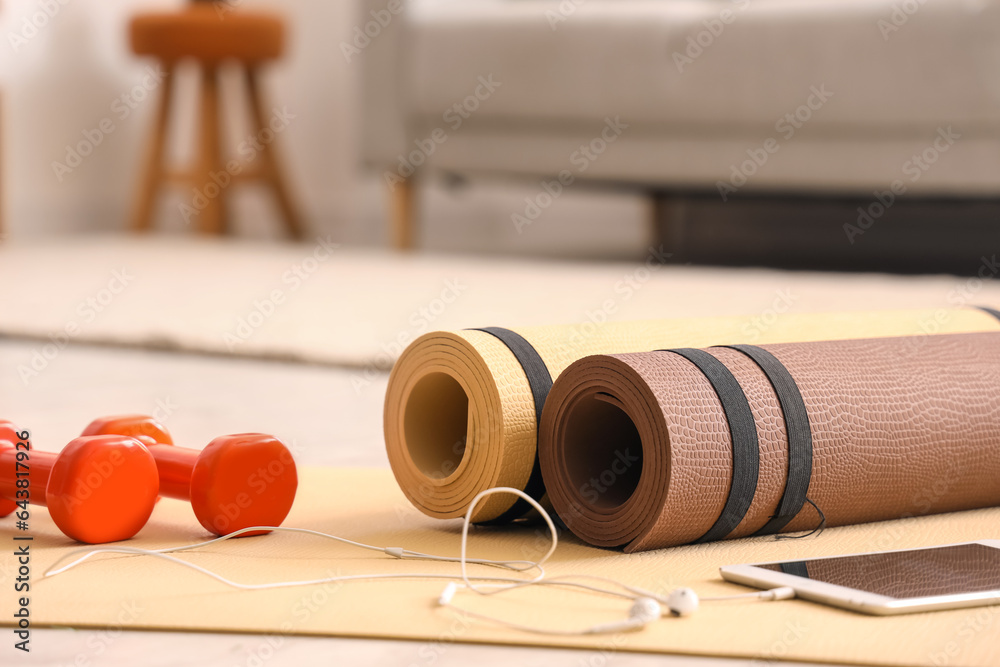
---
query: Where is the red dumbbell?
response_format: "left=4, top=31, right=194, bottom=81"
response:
left=0, top=421, right=160, bottom=544
left=82, top=415, right=298, bottom=536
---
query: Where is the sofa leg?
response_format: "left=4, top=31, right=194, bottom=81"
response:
left=390, top=177, right=416, bottom=250
left=651, top=191, right=685, bottom=259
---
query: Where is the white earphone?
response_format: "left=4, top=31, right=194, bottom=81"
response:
left=41, top=487, right=795, bottom=637
left=435, top=580, right=791, bottom=636
left=584, top=597, right=663, bottom=635
left=429, top=488, right=793, bottom=635
left=437, top=583, right=665, bottom=636
left=666, top=587, right=700, bottom=616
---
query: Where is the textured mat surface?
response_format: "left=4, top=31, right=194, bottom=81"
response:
left=2, top=468, right=998, bottom=667
left=540, top=332, right=1000, bottom=551
left=386, top=309, right=1000, bottom=523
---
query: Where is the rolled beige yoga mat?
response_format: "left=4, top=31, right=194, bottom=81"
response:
left=537, top=331, right=1000, bottom=552
left=384, top=307, right=1000, bottom=523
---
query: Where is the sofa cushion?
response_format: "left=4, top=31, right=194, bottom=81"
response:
left=405, top=0, right=1000, bottom=132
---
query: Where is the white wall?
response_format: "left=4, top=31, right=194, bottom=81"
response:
left=0, top=0, right=359, bottom=237
left=0, top=0, right=646, bottom=255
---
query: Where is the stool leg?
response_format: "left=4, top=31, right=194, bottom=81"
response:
left=245, top=67, right=304, bottom=240
left=0, top=94, right=4, bottom=241
left=390, top=177, right=416, bottom=251
left=197, top=66, right=226, bottom=235
left=130, top=64, right=174, bottom=232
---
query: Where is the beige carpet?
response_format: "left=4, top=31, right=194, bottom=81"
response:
left=5, top=467, right=997, bottom=667
left=2, top=236, right=999, bottom=368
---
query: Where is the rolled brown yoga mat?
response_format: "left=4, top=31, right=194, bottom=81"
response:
left=384, top=307, right=1000, bottom=523
left=537, top=331, right=1000, bottom=552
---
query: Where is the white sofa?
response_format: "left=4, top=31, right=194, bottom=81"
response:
left=358, top=0, right=1000, bottom=253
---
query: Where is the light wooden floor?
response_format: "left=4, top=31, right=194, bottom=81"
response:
left=0, top=339, right=823, bottom=667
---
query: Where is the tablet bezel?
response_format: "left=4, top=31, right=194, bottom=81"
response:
left=719, top=540, right=1000, bottom=615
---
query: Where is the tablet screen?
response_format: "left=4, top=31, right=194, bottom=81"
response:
left=757, top=543, right=1000, bottom=599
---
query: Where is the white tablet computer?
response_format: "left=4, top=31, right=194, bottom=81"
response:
left=719, top=540, right=1000, bottom=615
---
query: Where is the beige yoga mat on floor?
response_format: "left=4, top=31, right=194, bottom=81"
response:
left=385, top=307, right=1000, bottom=523
left=3, top=467, right=998, bottom=667
left=538, top=332, right=1000, bottom=551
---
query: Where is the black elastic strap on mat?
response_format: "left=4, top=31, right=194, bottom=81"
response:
left=779, top=560, right=810, bottom=579
left=723, top=344, right=813, bottom=536
left=662, top=348, right=760, bottom=543
left=975, top=305, right=1000, bottom=322
left=470, top=327, right=553, bottom=524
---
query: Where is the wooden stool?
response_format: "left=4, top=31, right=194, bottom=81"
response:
left=129, top=5, right=303, bottom=238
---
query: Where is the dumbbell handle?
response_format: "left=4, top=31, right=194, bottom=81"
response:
left=145, top=443, right=198, bottom=500
left=0, top=447, right=56, bottom=507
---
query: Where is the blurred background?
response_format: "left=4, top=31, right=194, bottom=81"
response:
left=4, top=3, right=1000, bottom=663
left=0, top=0, right=651, bottom=259
left=2, top=0, right=997, bottom=271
